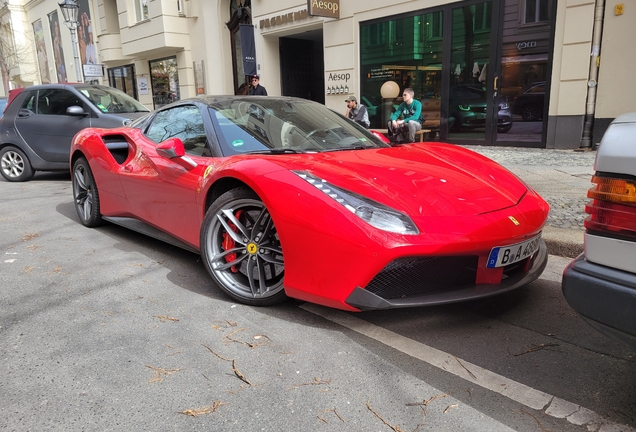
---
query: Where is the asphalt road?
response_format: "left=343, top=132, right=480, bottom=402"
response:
left=1, top=173, right=635, bottom=432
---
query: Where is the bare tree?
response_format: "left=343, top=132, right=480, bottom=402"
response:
left=0, top=13, right=38, bottom=93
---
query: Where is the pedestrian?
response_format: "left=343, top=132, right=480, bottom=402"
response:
left=344, top=96, right=370, bottom=128
left=249, top=75, right=268, bottom=96
left=388, top=88, right=423, bottom=143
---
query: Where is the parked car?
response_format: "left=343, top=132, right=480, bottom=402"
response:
left=448, top=84, right=513, bottom=133
left=0, top=96, right=8, bottom=118
left=0, top=83, right=150, bottom=182
left=70, top=96, right=549, bottom=310
left=562, top=112, right=636, bottom=348
left=512, top=81, right=545, bottom=122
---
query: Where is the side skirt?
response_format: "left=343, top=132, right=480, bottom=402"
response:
left=102, top=216, right=200, bottom=255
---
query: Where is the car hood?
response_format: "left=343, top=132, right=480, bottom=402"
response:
left=275, top=143, right=528, bottom=217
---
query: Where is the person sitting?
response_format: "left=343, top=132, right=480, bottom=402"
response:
left=344, top=96, right=370, bottom=128
left=388, top=88, right=423, bottom=143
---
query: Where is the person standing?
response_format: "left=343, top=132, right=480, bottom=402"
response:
left=344, top=96, right=370, bottom=128
left=249, top=75, right=268, bottom=95
left=388, top=88, right=422, bottom=143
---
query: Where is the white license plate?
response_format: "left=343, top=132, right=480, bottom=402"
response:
left=487, top=233, right=542, bottom=268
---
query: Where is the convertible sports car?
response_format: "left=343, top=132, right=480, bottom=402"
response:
left=70, top=96, right=549, bottom=311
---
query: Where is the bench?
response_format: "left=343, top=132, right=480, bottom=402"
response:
left=373, top=128, right=432, bottom=142
left=421, top=99, right=441, bottom=134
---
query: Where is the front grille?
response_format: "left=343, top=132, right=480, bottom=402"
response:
left=365, top=256, right=478, bottom=299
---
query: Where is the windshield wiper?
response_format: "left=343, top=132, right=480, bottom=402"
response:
left=242, top=148, right=305, bottom=154
left=324, top=144, right=373, bottom=152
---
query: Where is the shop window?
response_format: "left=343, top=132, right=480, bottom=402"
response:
left=524, top=0, right=549, bottom=24
left=135, top=0, right=149, bottom=22
left=361, top=13, right=444, bottom=129
left=108, top=65, right=138, bottom=100
left=227, top=0, right=252, bottom=94
left=149, top=57, right=180, bottom=109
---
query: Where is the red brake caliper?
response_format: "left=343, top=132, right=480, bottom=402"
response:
left=221, top=210, right=243, bottom=273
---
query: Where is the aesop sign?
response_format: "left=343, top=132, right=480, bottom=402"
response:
left=307, top=0, right=340, bottom=19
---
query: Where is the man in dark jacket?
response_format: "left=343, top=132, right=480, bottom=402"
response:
left=249, top=75, right=268, bottom=96
left=345, top=96, right=370, bottom=128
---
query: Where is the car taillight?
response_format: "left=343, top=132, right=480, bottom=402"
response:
left=585, top=175, right=636, bottom=240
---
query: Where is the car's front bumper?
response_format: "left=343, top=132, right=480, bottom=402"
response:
left=345, top=240, right=548, bottom=310
left=562, top=254, right=636, bottom=348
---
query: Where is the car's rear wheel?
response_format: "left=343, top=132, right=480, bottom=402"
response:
left=72, top=157, right=103, bottom=227
left=521, top=104, right=542, bottom=122
left=200, top=188, right=286, bottom=306
left=0, top=146, right=34, bottom=182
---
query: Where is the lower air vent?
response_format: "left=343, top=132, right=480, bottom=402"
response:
left=365, top=256, right=478, bottom=299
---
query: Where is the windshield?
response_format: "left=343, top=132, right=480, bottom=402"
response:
left=209, top=98, right=389, bottom=155
left=78, top=85, right=150, bottom=114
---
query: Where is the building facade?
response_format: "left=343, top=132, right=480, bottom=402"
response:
left=0, top=0, right=633, bottom=149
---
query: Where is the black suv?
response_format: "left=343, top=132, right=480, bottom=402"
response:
left=0, top=83, right=150, bottom=182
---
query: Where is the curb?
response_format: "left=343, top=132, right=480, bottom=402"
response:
left=543, top=226, right=583, bottom=258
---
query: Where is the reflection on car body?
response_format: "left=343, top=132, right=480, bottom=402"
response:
left=70, top=96, right=549, bottom=311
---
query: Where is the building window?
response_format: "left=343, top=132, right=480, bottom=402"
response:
left=524, top=0, right=549, bottom=24
left=421, top=12, right=443, bottom=41
left=473, top=2, right=492, bottom=32
left=135, top=0, right=149, bottom=22
left=177, top=0, right=183, bottom=14
left=108, top=65, right=138, bottom=100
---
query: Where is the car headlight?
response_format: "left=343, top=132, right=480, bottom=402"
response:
left=293, top=171, right=419, bottom=235
left=499, top=101, right=510, bottom=109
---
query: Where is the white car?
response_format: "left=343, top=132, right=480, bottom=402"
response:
left=562, top=112, right=636, bottom=348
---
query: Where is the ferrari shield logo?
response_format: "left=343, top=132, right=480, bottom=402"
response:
left=204, top=166, right=213, bottom=179
left=247, top=243, right=258, bottom=254
left=508, top=216, right=520, bottom=226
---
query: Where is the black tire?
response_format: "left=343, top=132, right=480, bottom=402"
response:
left=521, top=104, right=542, bottom=122
left=498, top=124, right=512, bottom=133
left=0, top=146, right=34, bottom=182
left=72, top=157, right=103, bottom=227
left=200, top=188, right=286, bottom=306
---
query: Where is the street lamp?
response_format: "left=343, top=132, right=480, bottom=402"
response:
left=58, top=0, right=83, bottom=82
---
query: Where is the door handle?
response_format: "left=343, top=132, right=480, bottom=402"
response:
left=493, top=76, right=499, bottom=98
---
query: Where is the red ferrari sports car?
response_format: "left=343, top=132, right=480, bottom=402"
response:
left=70, top=96, right=549, bottom=311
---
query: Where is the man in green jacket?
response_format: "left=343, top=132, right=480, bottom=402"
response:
left=388, top=88, right=423, bottom=143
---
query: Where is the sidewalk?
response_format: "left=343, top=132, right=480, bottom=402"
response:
left=463, top=145, right=596, bottom=258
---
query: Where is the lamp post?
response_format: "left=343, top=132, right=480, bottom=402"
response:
left=58, top=0, right=83, bottom=82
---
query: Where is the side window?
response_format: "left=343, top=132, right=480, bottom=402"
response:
left=37, top=89, right=83, bottom=115
left=20, top=91, right=37, bottom=111
left=145, top=105, right=209, bottom=156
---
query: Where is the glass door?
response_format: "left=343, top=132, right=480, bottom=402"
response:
left=447, top=1, right=502, bottom=143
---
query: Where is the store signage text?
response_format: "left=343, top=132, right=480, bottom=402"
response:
left=308, top=0, right=339, bottom=19
left=260, top=10, right=308, bottom=29
left=328, top=72, right=350, bottom=82
left=516, top=41, right=537, bottom=50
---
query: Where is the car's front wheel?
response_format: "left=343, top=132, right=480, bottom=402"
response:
left=72, top=157, right=103, bottom=227
left=200, top=188, right=286, bottom=306
left=0, top=146, right=34, bottom=182
left=521, top=104, right=542, bottom=122
left=498, top=124, right=512, bottom=133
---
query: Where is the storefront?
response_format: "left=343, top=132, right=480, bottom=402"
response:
left=254, top=0, right=555, bottom=147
